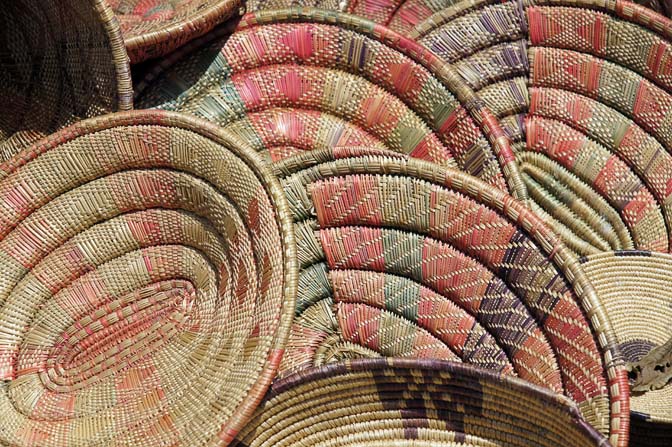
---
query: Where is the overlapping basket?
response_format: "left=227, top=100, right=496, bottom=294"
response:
left=232, top=358, right=610, bottom=447
left=0, top=110, right=297, bottom=446
left=265, top=147, right=628, bottom=446
left=134, top=7, right=527, bottom=199
left=0, top=0, right=132, bottom=162
left=406, top=0, right=672, bottom=260
left=106, top=0, right=243, bottom=62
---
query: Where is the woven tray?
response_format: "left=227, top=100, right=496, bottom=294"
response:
left=232, top=358, right=609, bottom=447
left=135, top=7, right=526, bottom=199
left=0, top=111, right=297, bottom=446
left=270, top=146, right=628, bottom=446
left=580, top=251, right=672, bottom=446
left=107, top=0, right=242, bottom=63
left=0, top=0, right=132, bottom=163
left=409, top=0, right=672, bottom=259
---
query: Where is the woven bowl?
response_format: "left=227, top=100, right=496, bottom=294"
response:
left=0, top=0, right=132, bottom=163
left=135, top=7, right=526, bottom=199
left=580, top=251, right=672, bottom=446
left=270, top=147, right=628, bottom=446
left=410, top=0, right=672, bottom=259
left=107, top=0, right=242, bottom=63
left=0, top=111, right=297, bottom=446
left=232, top=358, right=609, bottom=447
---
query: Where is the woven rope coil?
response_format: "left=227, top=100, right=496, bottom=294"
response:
left=107, top=0, right=243, bottom=63
left=232, top=358, right=610, bottom=447
left=0, top=110, right=297, bottom=446
left=580, top=251, right=672, bottom=446
left=134, top=7, right=527, bottom=200
left=0, top=0, right=132, bottom=163
left=268, top=147, right=628, bottom=446
left=406, top=0, right=672, bottom=260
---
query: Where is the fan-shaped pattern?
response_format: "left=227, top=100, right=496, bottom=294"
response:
left=269, top=146, right=628, bottom=445
left=135, top=8, right=525, bottom=198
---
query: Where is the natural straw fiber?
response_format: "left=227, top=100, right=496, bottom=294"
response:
left=412, top=0, right=528, bottom=152
left=134, top=7, right=527, bottom=200
left=0, top=0, right=132, bottom=163
left=107, top=0, right=243, bottom=63
left=0, top=110, right=297, bottom=446
left=232, top=358, right=610, bottom=447
left=270, top=147, right=628, bottom=446
left=244, top=0, right=467, bottom=35
left=410, top=0, right=672, bottom=259
left=580, top=251, right=672, bottom=446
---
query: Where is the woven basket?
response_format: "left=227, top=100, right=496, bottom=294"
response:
left=0, top=110, right=297, bottom=446
left=232, top=358, right=610, bottom=447
left=135, top=7, right=527, bottom=199
left=580, top=251, right=672, bottom=446
left=107, top=0, right=242, bottom=63
left=244, top=0, right=469, bottom=35
left=270, top=146, right=628, bottom=446
left=407, top=0, right=672, bottom=259
left=0, top=0, right=132, bottom=163
left=412, top=0, right=528, bottom=150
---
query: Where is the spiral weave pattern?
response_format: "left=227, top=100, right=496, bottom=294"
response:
left=0, top=111, right=297, bottom=447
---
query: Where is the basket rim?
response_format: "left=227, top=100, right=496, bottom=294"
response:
left=272, top=357, right=579, bottom=412
left=0, top=109, right=299, bottom=444
left=581, top=249, right=672, bottom=424
left=118, top=0, right=243, bottom=63
left=411, top=0, right=508, bottom=39
left=249, top=358, right=609, bottom=446
left=272, top=147, right=630, bottom=447
left=412, top=0, right=672, bottom=41
left=93, top=0, right=134, bottom=111
left=134, top=6, right=528, bottom=202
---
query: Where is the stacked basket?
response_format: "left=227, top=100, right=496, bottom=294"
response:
left=0, top=0, right=671, bottom=446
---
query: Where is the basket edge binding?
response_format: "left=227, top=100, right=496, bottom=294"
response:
left=121, top=0, right=245, bottom=63
left=92, top=0, right=134, bottom=111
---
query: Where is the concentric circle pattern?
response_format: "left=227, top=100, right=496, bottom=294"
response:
left=0, top=111, right=297, bottom=446
left=135, top=7, right=526, bottom=199
left=410, top=0, right=672, bottom=259
left=270, top=147, right=628, bottom=445
left=107, top=0, right=242, bottom=62
left=0, top=0, right=132, bottom=163
left=232, top=358, right=609, bottom=447
left=580, top=251, right=672, bottom=445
